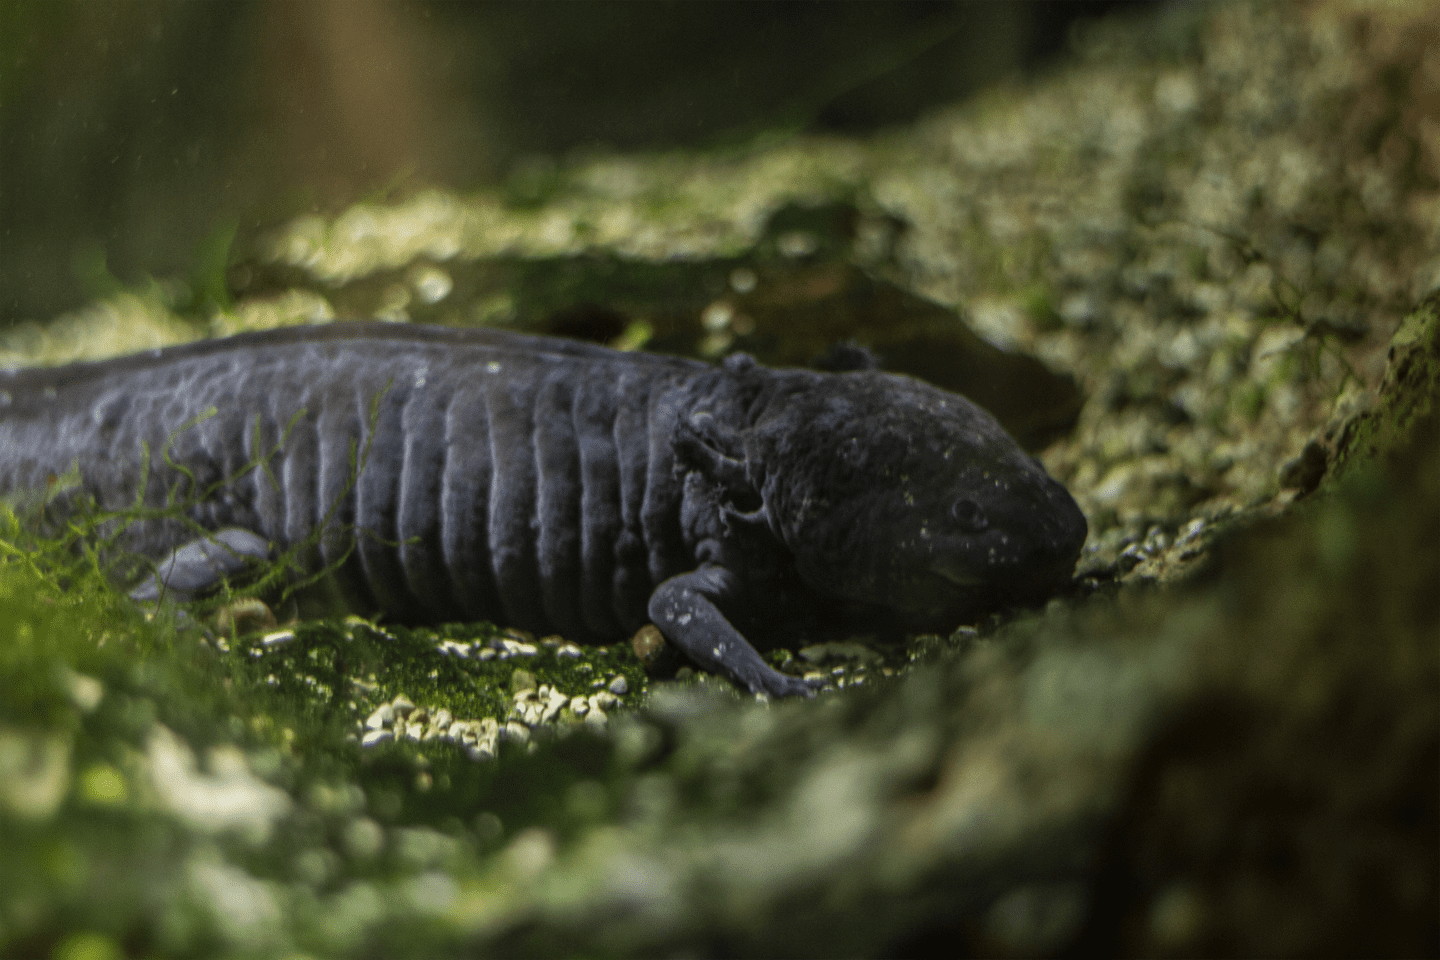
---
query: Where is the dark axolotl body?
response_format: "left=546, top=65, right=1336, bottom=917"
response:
left=0, top=322, right=1086, bottom=696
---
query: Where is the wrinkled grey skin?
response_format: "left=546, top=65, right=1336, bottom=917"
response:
left=0, top=323, right=1086, bottom=697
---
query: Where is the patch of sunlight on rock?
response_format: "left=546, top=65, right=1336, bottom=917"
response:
left=209, top=289, right=335, bottom=337
left=0, top=727, right=72, bottom=821
left=146, top=725, right=292, bottom=843
left=401, top=871, right=460, bottom=915
left=77, top=763, right=128, bottom=806
left=0, top=291, right=194, bottom=366
left=186, top=856, right=285, bottom=950
left=315, top=881, right=385, bottom=953
left=258, top=144, right=866, bottom=284
left=53, top=932, right=123, bottom=960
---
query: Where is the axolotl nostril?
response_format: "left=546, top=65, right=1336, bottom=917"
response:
left=0, top=322, right=1087, bottom=697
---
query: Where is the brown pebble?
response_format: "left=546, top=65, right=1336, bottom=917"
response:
left=631, top=624, right=684, bottom=678
left=211, top=598, right=277, bottom=636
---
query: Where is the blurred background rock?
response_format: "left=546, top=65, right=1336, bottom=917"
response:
left=0, top=0, right=1137, bottom=325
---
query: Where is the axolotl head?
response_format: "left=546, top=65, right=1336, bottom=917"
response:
left=750, top=369, right=1088, bottom=630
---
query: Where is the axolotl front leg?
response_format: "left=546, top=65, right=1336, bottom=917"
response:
left=648, top=564, right=822, bottom=698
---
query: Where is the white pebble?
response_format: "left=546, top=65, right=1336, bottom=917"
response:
left=361, top=729, right=394, bottom=748
left=541, top=689, right=568, bottom=724
left=584, top=708, right=607, bottom=729
left=364, top=705, right=394, bottom=731
left=570, top=697, right=590, bottom=717
left=557, top=644, right=583, bottom=658
left=503, top=722, right=530, bottom=744
left=260, top=630, right=295, bottom=648
left=608, top=676, right=628, bottom=696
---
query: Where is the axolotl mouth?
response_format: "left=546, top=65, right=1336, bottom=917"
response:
left=752, top=365, right=1089, bottom=634
left=799, top=449, right=1090, bottom=633
left=879, top=534, right=1086, bottom=633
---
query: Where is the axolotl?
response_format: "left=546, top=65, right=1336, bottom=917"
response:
left=0, top=323, right=1087, bottom=697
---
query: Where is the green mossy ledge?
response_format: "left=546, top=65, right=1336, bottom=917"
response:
left=1328, top=292, right=1440, bottom=483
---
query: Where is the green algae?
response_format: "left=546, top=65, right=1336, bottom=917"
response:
left=1329, top=295, right=1440, bottom=483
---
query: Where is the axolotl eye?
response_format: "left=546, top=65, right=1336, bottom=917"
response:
left=950, top=498, right=989, bottom=533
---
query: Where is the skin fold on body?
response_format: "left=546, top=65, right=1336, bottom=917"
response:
left=0, top=322, right=1087, bottom=697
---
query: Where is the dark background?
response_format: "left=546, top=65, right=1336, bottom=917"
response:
left=0, top=0, right=1138, bottom=325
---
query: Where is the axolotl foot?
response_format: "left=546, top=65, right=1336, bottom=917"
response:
left=649, top=566, right=824, bottom=699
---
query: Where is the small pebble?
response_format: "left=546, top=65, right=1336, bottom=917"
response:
left=64, top=672, right=104, bottom=713
left=391, top=695, right=415, bottom=718
left=432, top=708, right=452, bottom=728
left=630, top=624, right=666, bottom=662
left=557, top=643, right=583, bottom=658
left=361, top=729, right=394, bottom=748
left=570, top=697, right=590, bottom=717
left=608, top=676, right=629, bottom=696
left=1175, top=517, right=1206, bottom=547
left=584, top=708, right=607, bottom=729
left=213, top=598, right=278, bottom=636
left=503, top=722, right=531, bottom=744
